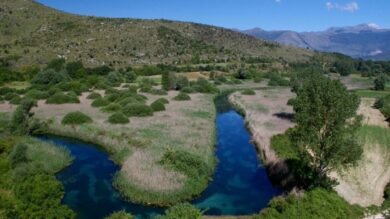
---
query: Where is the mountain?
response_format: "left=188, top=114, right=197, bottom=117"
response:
left=0, top=0, right=313, bottom=68
left=241, top=24, right=390, bottom=61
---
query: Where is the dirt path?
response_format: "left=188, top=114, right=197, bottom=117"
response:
left=333, top=98, right=390, bottom=207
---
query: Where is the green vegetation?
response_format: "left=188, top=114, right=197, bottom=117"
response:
left=104, top=210, right=134, bottom=219
left=375, top=95, right=390, bottom=120
left=270, top=132, right=299, bottom=160
left=10, top=98, right=37, bottom=135
left=157, top=203, right=203, bottom=219
left=151, top=100, right=166, bottom=112
left=173, top=92, right=191, bottom=101
left=290, top=72, right=362, bottom=187
left=87, top=92, right=102, bottom=99
left=46, top=92, right=80, bottom=104
left=0, top=136, right=74, bottom=218
left=241, top=89, right=256, bottom=95
left=102, top=103, right=123, bottom=113
left=92, top=97, right=110, bottom=107
left=122, top=103, right=153, bottom=117
left=354, top=89, right=390, bottom=98
left=255, top=188, right=363, bottom=219
left=61, top=111, right=93, bottom=125
left=108, top=113, right=129, bottom=124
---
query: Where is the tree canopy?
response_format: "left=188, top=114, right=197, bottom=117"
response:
left=290, top=73, right=362, bottom=187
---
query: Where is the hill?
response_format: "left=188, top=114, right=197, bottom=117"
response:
left=0, top=0, right=313, bottom=68
left=241, top=24, right=390, bottom=61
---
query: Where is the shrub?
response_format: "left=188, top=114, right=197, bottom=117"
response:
left=10, top=98, right=37, bottom=135
left=61, top=111, right=92, bottom=125
left=241, top=89, right=256, bottom=95
left=4, top=92, right=18, bottom=101
left=107, top=71, right=123, bottom=86
left=117, top=97, right=142, bottom=106
left=32, top=69, right=70, bottom=86
left=46, top=92, right=80, bottom=104
left=106, top=93, right=120, bottom=102
left=268, top=74, right=289, bottom=86
left=122, top=103, right=153, bottom=117
left=25, top=89, right=49, bottom=100
left=376, top=95, right=390, bottom=119
left=257, top=188, right=363, bottom=219
left=105, top=210, right=134, bottom=219
left=148, top=89, right=168, bottom=96
left=193, top=78, right=218, bottom=93
left=150, top=100, right=166, bottom=112
left=173, top=92, right=191, bottom=101
left=156, top=98, right=169, bottom=105
left=9, top=143, right=29, bottom=168
left=87, top=92, right=102, bottom=99
left=181, top=86, right=196, bottom=93
left=9, top=96, right=22, bottom=105
left=270, top=133, right=299, bottom=160
left=159, top=203, right=202, bottom=219
left=91, top=97, right=110, bottom=107
left=102, top=103, right=122, bottom=113
left=108, top=113, right=129, bottom=124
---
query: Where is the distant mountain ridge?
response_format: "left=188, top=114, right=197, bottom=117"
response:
left=240, top=24, right=390, bottom=60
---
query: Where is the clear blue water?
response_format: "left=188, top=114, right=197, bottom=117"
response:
left=37, top=108, right=281, bottom=218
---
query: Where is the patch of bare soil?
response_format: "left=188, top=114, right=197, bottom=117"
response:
left=332, top=98, right=390, bottom=207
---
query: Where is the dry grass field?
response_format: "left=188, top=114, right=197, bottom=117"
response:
left=229, top=88, right=295, bottom=164
left=332, top=98, right=390, bottom=207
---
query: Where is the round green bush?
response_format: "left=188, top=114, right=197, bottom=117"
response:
left=122, top=103, right=153, bottom=117
left=241, top=89, right=256, bottom=95
left=102, top=103, right=122, bottom=113
left=150, top=100, right=166, bottom=112
left=87, top=92, right=102, bottom=99
left=156, top=98, right=169, bottom=105
left=173, top=92, right=191, bottom=101
left=91, top=97, right=110, bottom=107
left=61, top=111, right=92, bottom=125
left=106, top=93, right=120, bottom=102
left=46, top=92, right=80, bottom=104
left=25, top=89, right=50, bottom=100
left=108, top=112, right=129, bottom=124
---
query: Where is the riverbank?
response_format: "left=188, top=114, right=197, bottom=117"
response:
left=229, top=88, right=295, bottom=186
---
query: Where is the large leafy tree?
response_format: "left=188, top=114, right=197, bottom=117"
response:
left=290, top=73, right=362, bottom=187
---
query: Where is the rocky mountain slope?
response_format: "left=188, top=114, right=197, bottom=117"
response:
left=0, top=0, right=313, bottom=68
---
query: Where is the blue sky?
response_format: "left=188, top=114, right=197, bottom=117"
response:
left=36, top=0, right=390, bottom=32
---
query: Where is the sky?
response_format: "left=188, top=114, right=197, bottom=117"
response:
left=35, top=0, right=390, bottom=32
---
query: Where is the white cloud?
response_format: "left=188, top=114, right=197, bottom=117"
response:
left=370, top=49, right=383, bottom=56
left=275, top=0, right=281, bottom=3
left=326, top=2, right=359, bottom=12
left=367, top=23, right=381, bottom=29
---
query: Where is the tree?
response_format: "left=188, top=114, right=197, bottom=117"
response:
left=10, top=98, right=37, bottom=135
left=334, top=60, right=354, bottom=76
left=235, top=68, right=250, bottom=79
left=161, top=72, right=176, bottom=90
left=374, top=74, right=389, bottom=91
left=290, top=73, right=362, bottom=187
